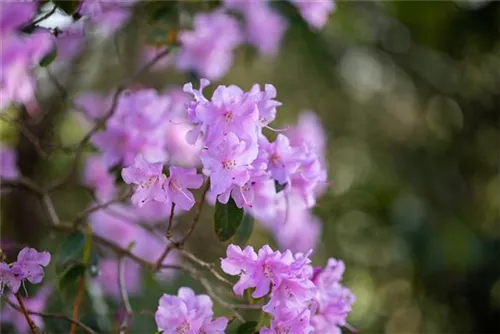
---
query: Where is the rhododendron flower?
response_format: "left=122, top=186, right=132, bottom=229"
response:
left=155, top=287, right=228, bottom=334
left=289, top=0, right=336, bottom=29
left=0, top=263, right=20, bottom=294
left=11, top=248, right=51, bottom=285
left=83, top=155, right=116, bottom=200
left=122, top=155, right=167, bottom=207
left=95, top=258, right=142, bottom=300
left=78, top=0, right=137, bottom=35
left=261, top=309, right=314, bottom=334
left=0, top=145, right=19, bottom=180
left=200, top=133, right=258, bottom=196
left=262, top=134, right=303, bottom=185
left=0, top=286, right=51, bottom=332
left=163, top=166, right=203, bottom=211
left=176, top=10, right=243, bottom=80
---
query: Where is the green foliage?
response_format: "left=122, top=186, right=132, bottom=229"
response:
left=39, top=47, right=57, bottom=67
left=232, top=213, right=254, bottom=246
left=54, top=0, right=80, bottom=15
left=235, top=321, right=258, bottom=334
left=214, top=197, right=246, bottom=242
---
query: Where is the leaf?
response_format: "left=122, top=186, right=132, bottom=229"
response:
left=39, top=47, right=57, bottom=67
left=214, top=197, right=245, bottom=242
left=57, top=231, right=86, bottom=268
left=58, top=263, right=86, bottom=293
left=274, top=180, right=287, bottom=193
left=54, top=0, right=80, bottom=15
left=236, top=321, right=258, bottom=334
left=232, top=213, right=254, bottom=246
left=87, top=251, right=99, bottom=278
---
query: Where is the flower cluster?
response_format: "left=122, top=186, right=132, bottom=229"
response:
left=143, top=0, right=335, bottom=80
left=0, top=2, right=52, bottom=113
left=0, top=247, right=51, bottom=294
left=155, top=287, right=228, bottom=334
left=221, top=244, right=355, bottom=333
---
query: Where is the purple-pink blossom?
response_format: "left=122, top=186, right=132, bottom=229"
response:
left=289, top=0, right=336, bottom=29
left=83, top=155, right=116, bottom=200
left=0, top=144, right=19, bottom=180
left=163, top=166, right=204, bottom=211
left=0, top=286, right=51, bottom=332
left=122, top=155, right=167, bottom=207
left=176, top=10, right=243, bottom=80
left=155, top=287, right=228, bottom=334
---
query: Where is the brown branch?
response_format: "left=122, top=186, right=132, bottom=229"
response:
left=178, top=179, right=210, bottom=244
left=44, top=47, right=172, bottom=192
left=165, top=203, right=176, bottom=240
left=74, top=188, right=132, bottom=222
left=3, top=296, right=96, bottom=334
left=118, top=256, right=133, bottom=334
left=70, top=274, right=86, bottom=334
left=15, top=293, right=38, bottom=334
left=180, top=248, right=233, bottom=287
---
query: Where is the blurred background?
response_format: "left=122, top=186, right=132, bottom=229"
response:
left=1, top=1, right=499, bottom=333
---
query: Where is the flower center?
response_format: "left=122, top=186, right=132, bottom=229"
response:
left=176, top=321, right=190, bottom=334
left=141, top=175, right=159, bottom=189
left=222, top=159, right=236, bottom=170
left=224, top=110, right=234, bottom=123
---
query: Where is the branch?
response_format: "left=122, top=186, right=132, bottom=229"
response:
left=179, top=179, right=210, bottom=244
left=14, top=293, right=38, bottom=334
left=74, top=188, right=132, bottom=222
left=70, top=274, right=86, bottom=334
left=118, top=256, right=133, bottom=334
left=3, top=296, right=96, bottom=334
left=180, top=248, right=233, bottom=287
left=45, top=47, right=172, bottom=192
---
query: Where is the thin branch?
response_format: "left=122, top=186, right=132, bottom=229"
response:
left=180, top=249, right=233, bottom=287
left=165, top=203, right=176, bottom=240
left=70, top=274, right=86, bottom=334
left=118, top=256, right=133, bottom=334
left=178, top=179, right=210, bottom=244
left=0, top=114, right=49, bottom=159
left=15, top=293, right=38, bottom=334
left=43, top=194, right=60, bottom=225
left=3, top=296, right=96, bottom=334
left=74, top=188, right=132, bottom=222
left=45, top=47, right=172, bottom=192
left=0, top=177, right=44, bottom=196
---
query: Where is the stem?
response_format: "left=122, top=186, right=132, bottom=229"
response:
left=118, top=257, right=133, bottom=334
left=15, top=293, right=38, bottom=334
left=179, top=179, right=210, bottom=244
left=165, top=203, right=176, bottom=240
left=70, top=274, right=86, bottom=334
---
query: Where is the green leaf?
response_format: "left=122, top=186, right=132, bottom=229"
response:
left=236, top=321, right=258, bottom=334
left=214, top=197, right=245, bottom=242
left=274, top=180, right=287, bottom=193
left=232, top=213, right=254, bottom=246
left=39, top=47, right=57, bottom=67
left=57, top=231, right=86, bottom=268
left=58, top=263, right=86, bottom=293
left=54, top=0, right=80, bottom=15
left=87, top=251, right=99, bottom=277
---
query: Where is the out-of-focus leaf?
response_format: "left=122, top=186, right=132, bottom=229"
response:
left=54, top=0, right=80, bottom=15
left=232, top=213, right=254, bottom=246
left=39, top=47, right=57, bottom=67
left=88, top=251, right=99, bottom=278
left=57, top=231, right=85, bottom=268
left=236, top=321, right=258, bottom=334
left=58, top=263, right=86, bottom=293
left=214, top=197, right=245, bottom=242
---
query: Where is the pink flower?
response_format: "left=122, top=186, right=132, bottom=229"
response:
left=0, top=286, right=51, bottom=332
left=82, top=155, right=116, bottom=200
left=122, top=155, right=167, bottom=207
left=164, top=166, right=203, bottom=211
left=0, top=144, right=19, bottom=180
left=200, top=133, right=258, bottom=196
left=176, top=10, right=243, bottom=80
left=11, top=247, right=51, bottom=285
left=0, top=263, right=20, bottom=294
left=261, top=134, right=303, bottom=185
left=289, top=0, right=335, bottom=29
left=95, top=258, right=142, bottom=300
left=155, top=287, right=228, bottom=334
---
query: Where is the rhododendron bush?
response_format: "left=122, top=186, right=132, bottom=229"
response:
left=0, top=1, right=354, bottom=333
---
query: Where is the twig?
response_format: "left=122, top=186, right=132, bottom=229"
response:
left=3, top=297, right=96, bottom=334
left=0, top=177, right=44, bottom=196
left=180, top=249, right=232, bottom=287
left=0, top=114, right=49, bottom=159
left=70, top=274, right=86, bottom=334
left=15, top=293, right=38, bottom=334
left=45, top=47, right=172, bottom=192
left=43, top=194, right=60, bottom=225
left=118, top=257, right=133, bottom=334
left=178, top=179, right=210, bottom=244
left=74, top=188, right=132, bottom=222
left=165, top=203, right=176, bottom=240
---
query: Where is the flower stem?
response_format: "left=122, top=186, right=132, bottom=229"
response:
left=15, top=292, right=38, bottom=334
left=70, top=274, right=86, bottom=334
